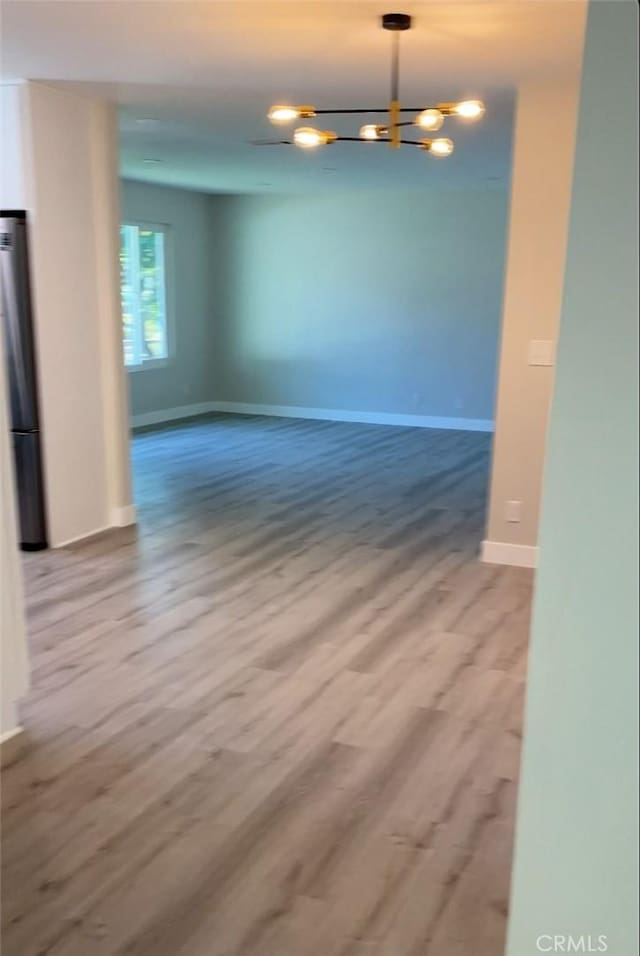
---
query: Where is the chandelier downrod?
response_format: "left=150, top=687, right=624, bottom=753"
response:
left=390, top=32, right=400, bottom=103
left=382, top=12, right=411, bottom=149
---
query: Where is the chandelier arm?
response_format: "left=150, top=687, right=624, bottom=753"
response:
left=335, top=136, right=391, bottom=143
left=271, top=138, right=391, bottom=146
left=313, top=108, right=392, bottom=115
left=271, top=137, right=427, bottom=146
left=337, top=137, right=424, bottom=145
left=311, top=107, right=431, bottom=116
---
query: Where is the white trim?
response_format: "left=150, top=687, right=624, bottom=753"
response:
left=127, top=356, right=172, bottom=373
left=0, top=726, right=27, bottom=768
left=53, top=525, right=112, bottom=549
left=210, top=402, right=494, bottom=432
left=129, top=400, right=494, bottom=433
left=51, top=507, right=136, bottom=548
left=0, top=726, right=24, bottom=747
left=110, top=504, right=136, bottom=527
left=481, top=540, right=539, bottom=568
left=130, top=402, right=215, bottom=429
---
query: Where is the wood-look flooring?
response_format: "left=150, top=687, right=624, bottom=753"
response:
left=1, top=414, right=533, bottom=956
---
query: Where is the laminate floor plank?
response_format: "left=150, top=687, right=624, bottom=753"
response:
left=1, top=414, right=533, bottom=956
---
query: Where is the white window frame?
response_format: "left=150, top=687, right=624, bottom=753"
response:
left=120, top=220, right=174, bottom=372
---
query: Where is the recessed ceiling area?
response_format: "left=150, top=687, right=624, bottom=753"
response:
left=1, top=1, right=586, bottom=193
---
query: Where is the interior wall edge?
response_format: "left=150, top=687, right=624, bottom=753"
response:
left=110, top=504, right=137, bottom=527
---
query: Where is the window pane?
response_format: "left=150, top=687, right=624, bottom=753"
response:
left=120, top=225, right=138, bottom=367
left=119, top=224, right=168, bottom=368
left=139, top=229, right=167, bottom=361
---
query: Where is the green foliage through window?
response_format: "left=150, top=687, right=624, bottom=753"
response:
left=120, top=224, right=168, bottom=367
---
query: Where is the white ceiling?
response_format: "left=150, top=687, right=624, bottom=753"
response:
left=1, top=1, right=585, bottom=194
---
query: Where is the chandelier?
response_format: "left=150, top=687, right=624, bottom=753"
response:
left=265, top=13, right=485, bottom=158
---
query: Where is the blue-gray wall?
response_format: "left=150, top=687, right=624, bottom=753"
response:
left=217, top=190, right=508, bottom=423
left=122, top=181, right=508, bottom=424
left=506, top=3, right=639, bottom=953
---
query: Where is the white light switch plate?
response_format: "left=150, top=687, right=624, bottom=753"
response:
left=505, top=500, right=522, bottom=523
left=528, top=339, right=555, bottom=366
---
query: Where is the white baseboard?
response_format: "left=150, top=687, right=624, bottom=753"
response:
left=481, top=539, right=539, bottom=568
left=210, top=401, right=494, bottom=433
left=130, top=402, right=215, bottom=429
left=129, top=399, right=494, bottom=433
left=53, top=505, right=136, bottom=548
left=53, top=525, right=112, bottom=548
left=0, top=726, right=27, bottom=768
left=110, top=504, right=137, bottom=527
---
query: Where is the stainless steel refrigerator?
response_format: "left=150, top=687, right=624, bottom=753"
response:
left=1, top=210, right=48, bottom=550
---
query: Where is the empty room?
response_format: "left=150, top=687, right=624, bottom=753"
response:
left=1, top=3, right=638, bottom=956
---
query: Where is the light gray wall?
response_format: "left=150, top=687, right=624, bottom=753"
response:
left=121, top=179, right=220, bottom=417
left=506, top=2, right=638, bottom=953
left=215, top=190, right=508, bottom=422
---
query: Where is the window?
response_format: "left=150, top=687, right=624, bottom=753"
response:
left=120, top=223, right=169, bottom=368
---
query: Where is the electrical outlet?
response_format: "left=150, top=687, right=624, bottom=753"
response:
left=505, top=500, right=522, bottom=523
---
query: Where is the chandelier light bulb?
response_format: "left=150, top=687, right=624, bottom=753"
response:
left=268, top=105, right=299, bottom=124
left=360, top=124, right=387, bottom=141
left=453, top=99, right=485, bottom=120
left=423, top=137, right=455, bottom=157
left=415, top=109, right=443, bottom=131
left=293, top=127, right=336, bottom=148
left=268, top=105, right=316, bottom=124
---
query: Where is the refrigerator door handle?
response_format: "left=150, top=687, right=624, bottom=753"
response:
left=1, top=216, right=40, bottom=430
